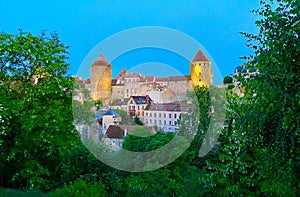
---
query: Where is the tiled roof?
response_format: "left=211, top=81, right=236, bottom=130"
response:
left=96, top=109, right=119, bottom=120
left=115, top=98, right=129, bottom=106
left=144, top=104, right=151, bottom=110
left=73, top=76, right=90, bottom=84
left=192, top=50, right=209, bottom=62
left=105, top=125, right=124, bottom=139
left=125, top=72, right=140, bottom=78
left=114, top=68, right=127, bottom=80
left=168, top=76, right=190, bottom=81
left=103, top=109, right=119, bottom=116
left=131, top=95, right=152, bottom=104
left=92, top=54, right=111, bottom=67
left=144, top=103, right=193, bottom=112
left=112, top=79, right=118, bottom=85
left=155, top=77, right=168, bottom=82
left=139, top=76, right=155, bottom=82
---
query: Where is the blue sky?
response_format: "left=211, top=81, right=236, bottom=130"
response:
left=0, top=0, right=260, bottom=84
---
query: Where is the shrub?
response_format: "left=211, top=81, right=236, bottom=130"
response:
left=50, top=179, right=107, bottom=197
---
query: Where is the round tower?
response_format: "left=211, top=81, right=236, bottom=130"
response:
left=90, top=54, right=112, bottom=103
left=190, top=50, right=212, bottom=87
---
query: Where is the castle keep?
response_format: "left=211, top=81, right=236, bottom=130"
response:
left=90, top=55, right=112, bottom=101
left=90, top=50, right=212, bottom=105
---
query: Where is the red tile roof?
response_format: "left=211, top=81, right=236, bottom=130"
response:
left=114, top=68, right=127, bottom=80
left=155, top=77, right=168, bottom=82
left=192, top=50, right=209, bottom=62
left=139, top=76, right=155, bottom=82
left=92, top=54, right=111, bottom=67
left=168, top=76, right=190, bottom=81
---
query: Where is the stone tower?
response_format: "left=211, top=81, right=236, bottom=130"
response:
left=190, top=50, right=212, bottom=87
left=90, top=54, right=112, bottom=103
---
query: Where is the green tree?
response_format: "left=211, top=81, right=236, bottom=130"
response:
left=203, top=0, right=300, bottom=195
left=51, top=179, right=108, bottom=197
left=223, top=75, right=233, bottom=84
left=94, top=100, right=103, bottom=111
left=134, top=115, right=144, bottom=125
left=72, top=100, right=95, bottom=125
left=0, top=30, right=80, bottom=191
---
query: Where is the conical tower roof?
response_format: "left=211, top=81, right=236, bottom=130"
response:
left=192, top=50, right=209, bottom=62
left=92, top=54, right=110, bottom=67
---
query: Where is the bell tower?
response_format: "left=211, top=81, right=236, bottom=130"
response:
left=190, top=50, right=212, bottom=87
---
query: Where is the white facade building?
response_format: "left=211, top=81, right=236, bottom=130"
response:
left=143, top=103, right=192, bottom=132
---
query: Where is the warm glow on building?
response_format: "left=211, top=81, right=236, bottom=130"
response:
left=190, top=50, right=212, bottom=87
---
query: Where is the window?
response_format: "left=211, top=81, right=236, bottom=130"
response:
left=130, top=100, right=133, bottom=104
left=174, top=114, right=177, bottom=119
left=154, top=120, right=157, bottom=124
left=159, top=120, right=161, bottom=125
left=169, top=113, right=172, bottom=118
left=138, top=112, right=140, bottom=116
left=150, top=113, right=152, bottom=117
left=138, top=106, right=140, bottom=110
left=169, top=121, right=172, bottom=125
left=146, top=113, right=148, bottom=116
left=129, top=106, right=131, bottom=110
left=154, top=113, right=156, bottom=118
left=164, top=120, right=166, bottom=125
left=150, top=119, right=152, bottom=124
left=159, top=113, right=161, bottom=118
left=164, top=113, right=166, bottom=118
left=132, top=106, right=135, bottom=110
left=142, top=106, right=144, bottom=110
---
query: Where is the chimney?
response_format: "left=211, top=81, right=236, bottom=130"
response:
left=146, top=95, right=150, bottom=104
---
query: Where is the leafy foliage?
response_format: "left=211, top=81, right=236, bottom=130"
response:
left=134, top=116, right=144, bottom=125
left=203, top=0, right=300, bottom=195
left=94, top=100, right=103, bottom=111
left=50, top=179, right=107, bottom=197
left=1, top=1, right=299, bottom=195
left=223, top=75, right=233, bottom=84
left=0, top=30, right=80, bottom=191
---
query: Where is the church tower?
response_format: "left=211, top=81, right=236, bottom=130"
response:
left=90, top=54, right=112, bottom=103
left=190, top=50, right=212, bottom=87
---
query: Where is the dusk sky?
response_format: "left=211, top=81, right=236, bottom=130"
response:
left=1, top=0, right=260, bottom=84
